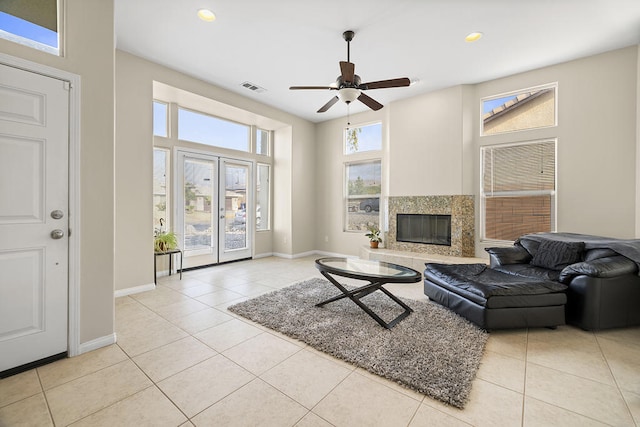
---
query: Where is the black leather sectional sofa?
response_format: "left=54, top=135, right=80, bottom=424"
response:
left=424, top=233, right=640, bottom=330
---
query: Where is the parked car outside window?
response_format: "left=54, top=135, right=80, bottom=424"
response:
left=359, top=198, right=379, bottom=213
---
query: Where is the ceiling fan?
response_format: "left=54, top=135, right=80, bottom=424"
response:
left=289, top=30, right=411, bottom=113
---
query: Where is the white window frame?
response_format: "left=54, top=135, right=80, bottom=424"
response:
left=153, top=100, right=169, bottom=138
left=255, top=127, right=271, bottom=156
left=480, top=82, right=558, bottom=137
left=256, top=163, right=271, bottom=231
left=480, top=139, right=557, bottom=243
left=177, top=106, right=251, bottom=153
left=153, top=147, right=171, bottom=233
left=0, top=1, right=63, bottom=56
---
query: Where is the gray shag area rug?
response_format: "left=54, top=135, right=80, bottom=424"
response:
left=228, top=278, right=488, bottom=408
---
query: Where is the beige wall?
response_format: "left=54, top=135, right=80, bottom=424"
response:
left=0, top=0, right=116, bottom=343
left=388, top=85, right=468, bottom=196
left=115, top=50, right=316, bottom=290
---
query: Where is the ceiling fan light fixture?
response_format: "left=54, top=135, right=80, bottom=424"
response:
left=338, top=87, right=361, bottom=103
left=465, top=32, right=483, bottom=42
left=197, top=9, right=216, bottom=22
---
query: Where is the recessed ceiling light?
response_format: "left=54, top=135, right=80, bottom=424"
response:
left=197, top=9, right=216, bottom=22
left=465, top=32, right=483, bottom=42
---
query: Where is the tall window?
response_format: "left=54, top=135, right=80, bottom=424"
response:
left=0, top=1, right=59, bottom=54
left=256, top=163, right=270, bottom=231
left=345, top=160, right=382, bottom=231
left=256, top=128, right=270, bottom=156
left=344, top=122, right=382, bottom=232
left=178, top=108, right=250, bottom=152
left=481, top=140, right=556, bottom=241
left=345, top=122, right=382, bottom=154
left=481, top=84, right=557, bottom=136
left=153, top=101, right=168, bottom=137
left=153, top=148, right=170, bottom=233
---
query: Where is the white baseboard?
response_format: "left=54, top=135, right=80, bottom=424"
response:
left=292, top=250, right=318, bottom=259
left=313, top=250, right=355, bottom=259
left=253, top=252, right=273, bottom=259
left=114, top=282, right=156, bottom=298
left=272, top=250, right=355, bottom=260
left=78, top=333, right=117, bottom=354
left=272, top=252, right=294, bottom=259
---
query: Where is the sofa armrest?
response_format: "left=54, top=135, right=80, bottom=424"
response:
left=485, top=246, right=532, bottom=268
left=559, top=256, right=639, bottom=283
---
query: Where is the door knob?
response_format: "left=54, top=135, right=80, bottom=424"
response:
left=51, top=229, right=64, bottom=239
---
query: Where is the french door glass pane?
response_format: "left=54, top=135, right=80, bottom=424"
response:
left=184, top=159, right=214, bottom=252
left=225, top=164, right=248, bottom=251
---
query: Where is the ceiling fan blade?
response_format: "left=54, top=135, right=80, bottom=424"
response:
left=358, top=93, right=383, bottom=111
left=317, top=96, right=339, bottom=113
left=361, top=77, right=411, bottom=90
left=290, top=86, right=335, bottom=90
left=340, top=61, right=355, bottom=83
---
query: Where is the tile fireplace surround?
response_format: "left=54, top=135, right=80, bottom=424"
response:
left=387, top=196, right=475, bottom=257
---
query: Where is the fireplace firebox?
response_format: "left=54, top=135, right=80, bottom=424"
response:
left=396, top=214, right=452, bottom=246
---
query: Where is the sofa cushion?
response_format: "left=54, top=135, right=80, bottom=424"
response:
left=584, top=248, right=618, bottom=261
left=424, top=263, right=567, bottom=308
left=493, top=264, right=562, bottom=282
left=485, top=246, right=532, bottom=265
left=518, top=238, right=540, bottom=257
left=530, top=240, right=585, bottom=271
left=559, top=255, right=639, bottom=283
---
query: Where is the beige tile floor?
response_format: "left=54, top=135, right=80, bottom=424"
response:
left=1, top=256, right=639, bottom=426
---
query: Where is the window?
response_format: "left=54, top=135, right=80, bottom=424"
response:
left=178, top=108, right=250, bottom=152
left=153, top=148, right=170, bottom=233
left=0, top=2, right=59, bottom=55
left=256, top=128, right=270, bottom=156
left=153, top=101, right=168, bottom=137
left=345, top=160, right=381, bottom=231
left=481, top=84, right=556, bottom=136
left=256, top=163, right=270, bottom=231
left=481, top=140, right=556, bottom=241
left=345, top=122, right=382, bottom=154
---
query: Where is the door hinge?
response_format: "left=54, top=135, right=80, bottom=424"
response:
left=63, top=81, right=71, bottom=91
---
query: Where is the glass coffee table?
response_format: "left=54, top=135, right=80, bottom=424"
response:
left=315, top=257, right=422, bottom=329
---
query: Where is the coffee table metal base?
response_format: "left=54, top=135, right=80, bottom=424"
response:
left=317, top=271, right=413, bottom=329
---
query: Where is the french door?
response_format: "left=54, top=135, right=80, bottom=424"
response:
left=176, top=151, right=252, bottom=268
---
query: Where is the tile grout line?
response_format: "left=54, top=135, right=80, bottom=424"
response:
left=34, top=367, right=56, bottom=426
left=521, top=328, right=530, bottom=427
left=593, top=333, right=638, bottom=426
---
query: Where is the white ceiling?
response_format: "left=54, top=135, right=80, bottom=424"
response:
left=114, top=0, right=640, bottom=123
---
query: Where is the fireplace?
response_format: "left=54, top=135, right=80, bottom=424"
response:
left=397, top=214, right=451, bottom=246
left=387, top=195, right=475, bottom=257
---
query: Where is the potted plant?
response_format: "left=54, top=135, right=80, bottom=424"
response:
left=365, top=225, right=382, bottom=249
left=154, top=230, right=178, bottom=252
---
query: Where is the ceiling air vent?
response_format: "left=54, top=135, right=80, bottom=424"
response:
left=240, top=81, right=266, bottom=93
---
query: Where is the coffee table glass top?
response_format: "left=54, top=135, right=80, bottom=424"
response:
left=315, top=257, right=421, bottom=282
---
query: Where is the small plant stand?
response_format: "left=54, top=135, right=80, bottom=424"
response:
left=154, top=248, right=183, bottom=284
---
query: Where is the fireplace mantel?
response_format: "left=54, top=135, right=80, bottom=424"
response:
left=387, top=195, right=475, bottom=257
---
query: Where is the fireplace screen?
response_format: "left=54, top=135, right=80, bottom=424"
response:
left=396, top=214, right=451, bottom=246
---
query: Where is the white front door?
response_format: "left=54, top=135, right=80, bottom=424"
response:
left=0, top=63, right=69, bottom=373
